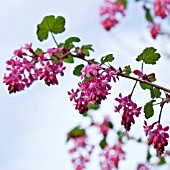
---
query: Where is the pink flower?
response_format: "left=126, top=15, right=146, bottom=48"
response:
left=115, top=93, right=142, bottom=131
left=69, top=64, right=118, bottom=114
left=4, top=43, right=67, bottom=93
left=144, top=121, right=169, bottom=156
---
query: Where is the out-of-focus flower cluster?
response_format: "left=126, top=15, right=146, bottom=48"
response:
left=154, top=0, right=170, bottom=19
left=115, top=93, right=142, bottom=131
left=100, top=0, right=126, bottom=31
left=144, top=121, right=169, bottom=156
left=68, top=135, right=94, bottom=170
left=93, top=116, right=112, bottom=136
left=4, top=43, right=67, bottom=93
left=68, top=64, right=118, bottom=114
left=136, top=163, right=154, bottom=170
left=99, top=140, right=125, bottom=169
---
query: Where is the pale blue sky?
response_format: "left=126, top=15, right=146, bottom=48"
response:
left=0, top=0, right=170, bottom=170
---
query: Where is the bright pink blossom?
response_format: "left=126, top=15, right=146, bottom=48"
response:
left=115, top=93, right=142, bottom=131
left=144, top=121, right=169, bottom=156
left=68, top=64, right=118, bottom=114
left=4, top=43, right=67, bottom=93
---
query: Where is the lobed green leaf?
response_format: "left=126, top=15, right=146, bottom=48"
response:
left=123, top=65, right=131, bottom=75
left=136, top=47, right=161, bottom=65
left=37, top=15, right=65, bottom=41
left=101, top=54, right=114, bottom=65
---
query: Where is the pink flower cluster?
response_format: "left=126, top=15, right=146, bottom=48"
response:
left=68, top=135, right=94, bottom=170
left=100, top=0, right=126, bottom=30
left=115, top=93, right=142, bottom=131
left=4, top=43, right=66, bottom=93
left=154, top=0, right=170, bottom=18
left=68, top=64, right=118, bottom=114
left=93, top=116, right=112, bottom=136
left=144, top=121, right=169, bottom=156
left=99, top=140, right=125, bottom=169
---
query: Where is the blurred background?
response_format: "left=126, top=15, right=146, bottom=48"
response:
left=0, top=0, right=170, bottom=169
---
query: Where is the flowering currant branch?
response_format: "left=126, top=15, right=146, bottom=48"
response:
left=3, top=15, right=170, bottom=169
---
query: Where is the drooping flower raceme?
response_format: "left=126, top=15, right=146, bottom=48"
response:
left=68, top=64, right=118, bottom=114
left=4, top=43, right=66, bottom=93
left=144, top=121, right=169, bottom=156
left=115, top=93, right=142, bottom=131
left=100, top=0, right=126, bottom=30
left=99, top=140, right=125, bottom=169
left=68, top=135, right=94, bottom=170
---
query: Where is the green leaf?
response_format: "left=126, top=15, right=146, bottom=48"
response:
left=136, top=47, right=161, bottom=65
left=63, top=54, right=74, bottom=63
left=101, top=54, right=114, bottom=65
left=117, top=0, right=127, bottom=7
left=144, top=100, right=155, bottom=119
left=37, top=15, right=65, bottom=41
left=82, top=45, right=94, bottom=56
left=117, top=131, right=126, bottom=141
left=100, top=136, right=107, bottom=149
left=35, top=48, right=43, bottom=55
left=83, top=76, right=92, bottom=82
left=150, top=87, right=161, bottom=99
left=106, top=121, right=113, bottom=129
left=67, top=126, right=85, bottom=142
left=64, top=37, right=80, bottom=49
left=140, top=83, right=152, bottom=90
left=123, top=65, right=131, bottom=75
left=158, top=156, right=166, bottom=165
left=145, top=9, right=153, bottom=22
left=73, top=64, right=84, bottom=76
left=147, top=150, right=151, bottom=162
left=88, top=103, right=100, bottom=110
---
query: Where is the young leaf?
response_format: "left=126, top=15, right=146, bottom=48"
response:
left=145, top=9, right=153, bottom=22
left=136, top=47, right=161, bottom=65
left=101, top=54, right=114, bottom=65
left=106, top=121, right=113, bottom=129
left=67, top=126, right=85, bottom=142
left=82, top=45, right=94, bottom=56
left=123, top=65, right=131, bottom=75
left=64, top=37, right=80, bottom=49
left=140, top=83, right=152, bottom=90
left=35, top=48, right=43, bottom=55
left=99, top=136, right=107, bottom=149
left=117, top=0, right=127, bottom=7
left=144, top=100, right=155, bottom=119
left=37, top=15, right=65, bottom=41
left=73, top=64, right=84, bottom=76
left=117, top=131, right=126, bottom=141
left=88, top=103, right=100, bottom=110
left=150, top=87, right=161, bottom=99
left=157, top=156, right=166, bottom=165
left=63, top=55, right=74, bottom=63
